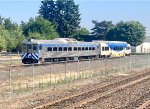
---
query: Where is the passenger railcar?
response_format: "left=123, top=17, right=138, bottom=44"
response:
left=21, top=38, right=131, bottom=64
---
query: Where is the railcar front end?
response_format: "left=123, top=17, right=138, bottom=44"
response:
left=22, top=41, right=39, bottom=64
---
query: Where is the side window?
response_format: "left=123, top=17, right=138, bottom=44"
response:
left=74, top=47, right=77, bottom=51
left=113, top=47, right=117, bottom=50
left=89, top=47, right=92, bottom=51
left=82, top=47, right=85, bottom=51
left=105, top=47, right=107, bottom=51
left=78, top=47, right=81, bottom=51
left=92, top=47, right=95, bottom=50
left=47, top=47, right=52, bottom=52
left=68, top=47, right=72, bottom=51
left=105, top=47, right=106, bottom=51
left=64, top=47, right=67, bottom=51
left=58, top=47, right=62, bottom=51
left=39, top=46, right=42, bottom=50
left=85, top=47, right=88, bottom=51
left=53, top=47, right=57, bottom=51
left=102, top=47, right=105, bottom=51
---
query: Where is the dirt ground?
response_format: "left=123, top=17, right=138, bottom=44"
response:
left=0, top=56, right=21, bottom=60
left=0, top=68, right=147, bottom=109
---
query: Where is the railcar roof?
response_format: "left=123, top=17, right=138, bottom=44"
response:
left=93, top=40, right=127, bottom=44
left=23, top=38, right=97, bottom=45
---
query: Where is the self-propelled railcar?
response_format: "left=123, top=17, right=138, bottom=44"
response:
left=21, top=38, right=131, bottom=64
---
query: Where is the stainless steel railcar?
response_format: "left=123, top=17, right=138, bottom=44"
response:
left=22, top=38, right=99, bottom=64
left=21, top=38, right=131, bottom=64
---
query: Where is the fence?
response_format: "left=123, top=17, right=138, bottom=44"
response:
left=0, top=52, right=21, bottom=56
left=0, top=52, right=21, bottom=64
left=0, top=55, right=150, bottom=101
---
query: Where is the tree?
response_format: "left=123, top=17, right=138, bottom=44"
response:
left=0, top=16, right=4, bottom=25
left=39, top=0, right=56, bottom=25
left=39, top=0, right=81, bottom=38
left=0, top=17, right=25, bottom=52
left=0, top=26, right=6, bottom=51
left=74, top=27, right=90, bottom=40
left=21, top=16, right=58, bottom=40
left=3, top=18, right=18, bottom=30
left=91, top=20, right=114, bottom=40
left=78, top=27, right=90, bottom=35
left=107, top=21, right=146, bottom=46
left=10, top=27, right=25, bottom=52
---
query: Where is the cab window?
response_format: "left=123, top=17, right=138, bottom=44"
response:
left=27, top=44, right=32, bottom=49
left=22, top=44, right=26, bottom=52
left=33, top=45, right=37, bottom=50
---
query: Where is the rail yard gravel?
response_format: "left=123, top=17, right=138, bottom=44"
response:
left=0, top=67, right=149, bottom=109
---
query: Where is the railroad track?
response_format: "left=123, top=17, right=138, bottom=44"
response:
left=122, top=91, right=150, bottom=109
left=137, top=100, right=150, bottom=109
left=29, top=69, right=150, bottom=109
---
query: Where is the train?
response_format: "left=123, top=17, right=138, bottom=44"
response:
left=21, top=38, right=131, bottom=64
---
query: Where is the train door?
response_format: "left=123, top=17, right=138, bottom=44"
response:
left=27, top=44, right=32, bottom=53
left=38, top=45, right=42, bottom=58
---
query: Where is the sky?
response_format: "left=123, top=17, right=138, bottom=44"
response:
left=0, top=0, right=150, bottom=36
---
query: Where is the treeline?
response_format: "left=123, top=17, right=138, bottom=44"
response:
left=0, top=0, right=146, bottom=52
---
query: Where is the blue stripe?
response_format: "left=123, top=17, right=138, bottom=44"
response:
left=41, top=44, right=97, bottom=47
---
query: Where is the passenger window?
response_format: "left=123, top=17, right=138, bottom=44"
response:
left=82, top=47, right=85, bottom=51
left=89, top=47, right=92, bottom=50
left=68, top=47, right=72, bottom=51
left=85, top=47, right=88, bottom=50
left=39, top=46, right=42, bottom=50
left=105, top=47, right=109, bottom=51
left=92, top=47, right=95, bottom=50
left=47, top=47, right=52, bottom=52
left=53, top=47, right=57, bottom=51
left=114, top=47, right=117, bottom=50
left=74, top=47, right=77, bottom=51
left=64, top=47, right=67, bottom=51
left=58, top=47, right=62, bottom=51
left=78, top=47, right=81, bottom=51
left=102, top=47, right=105, bottom=51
